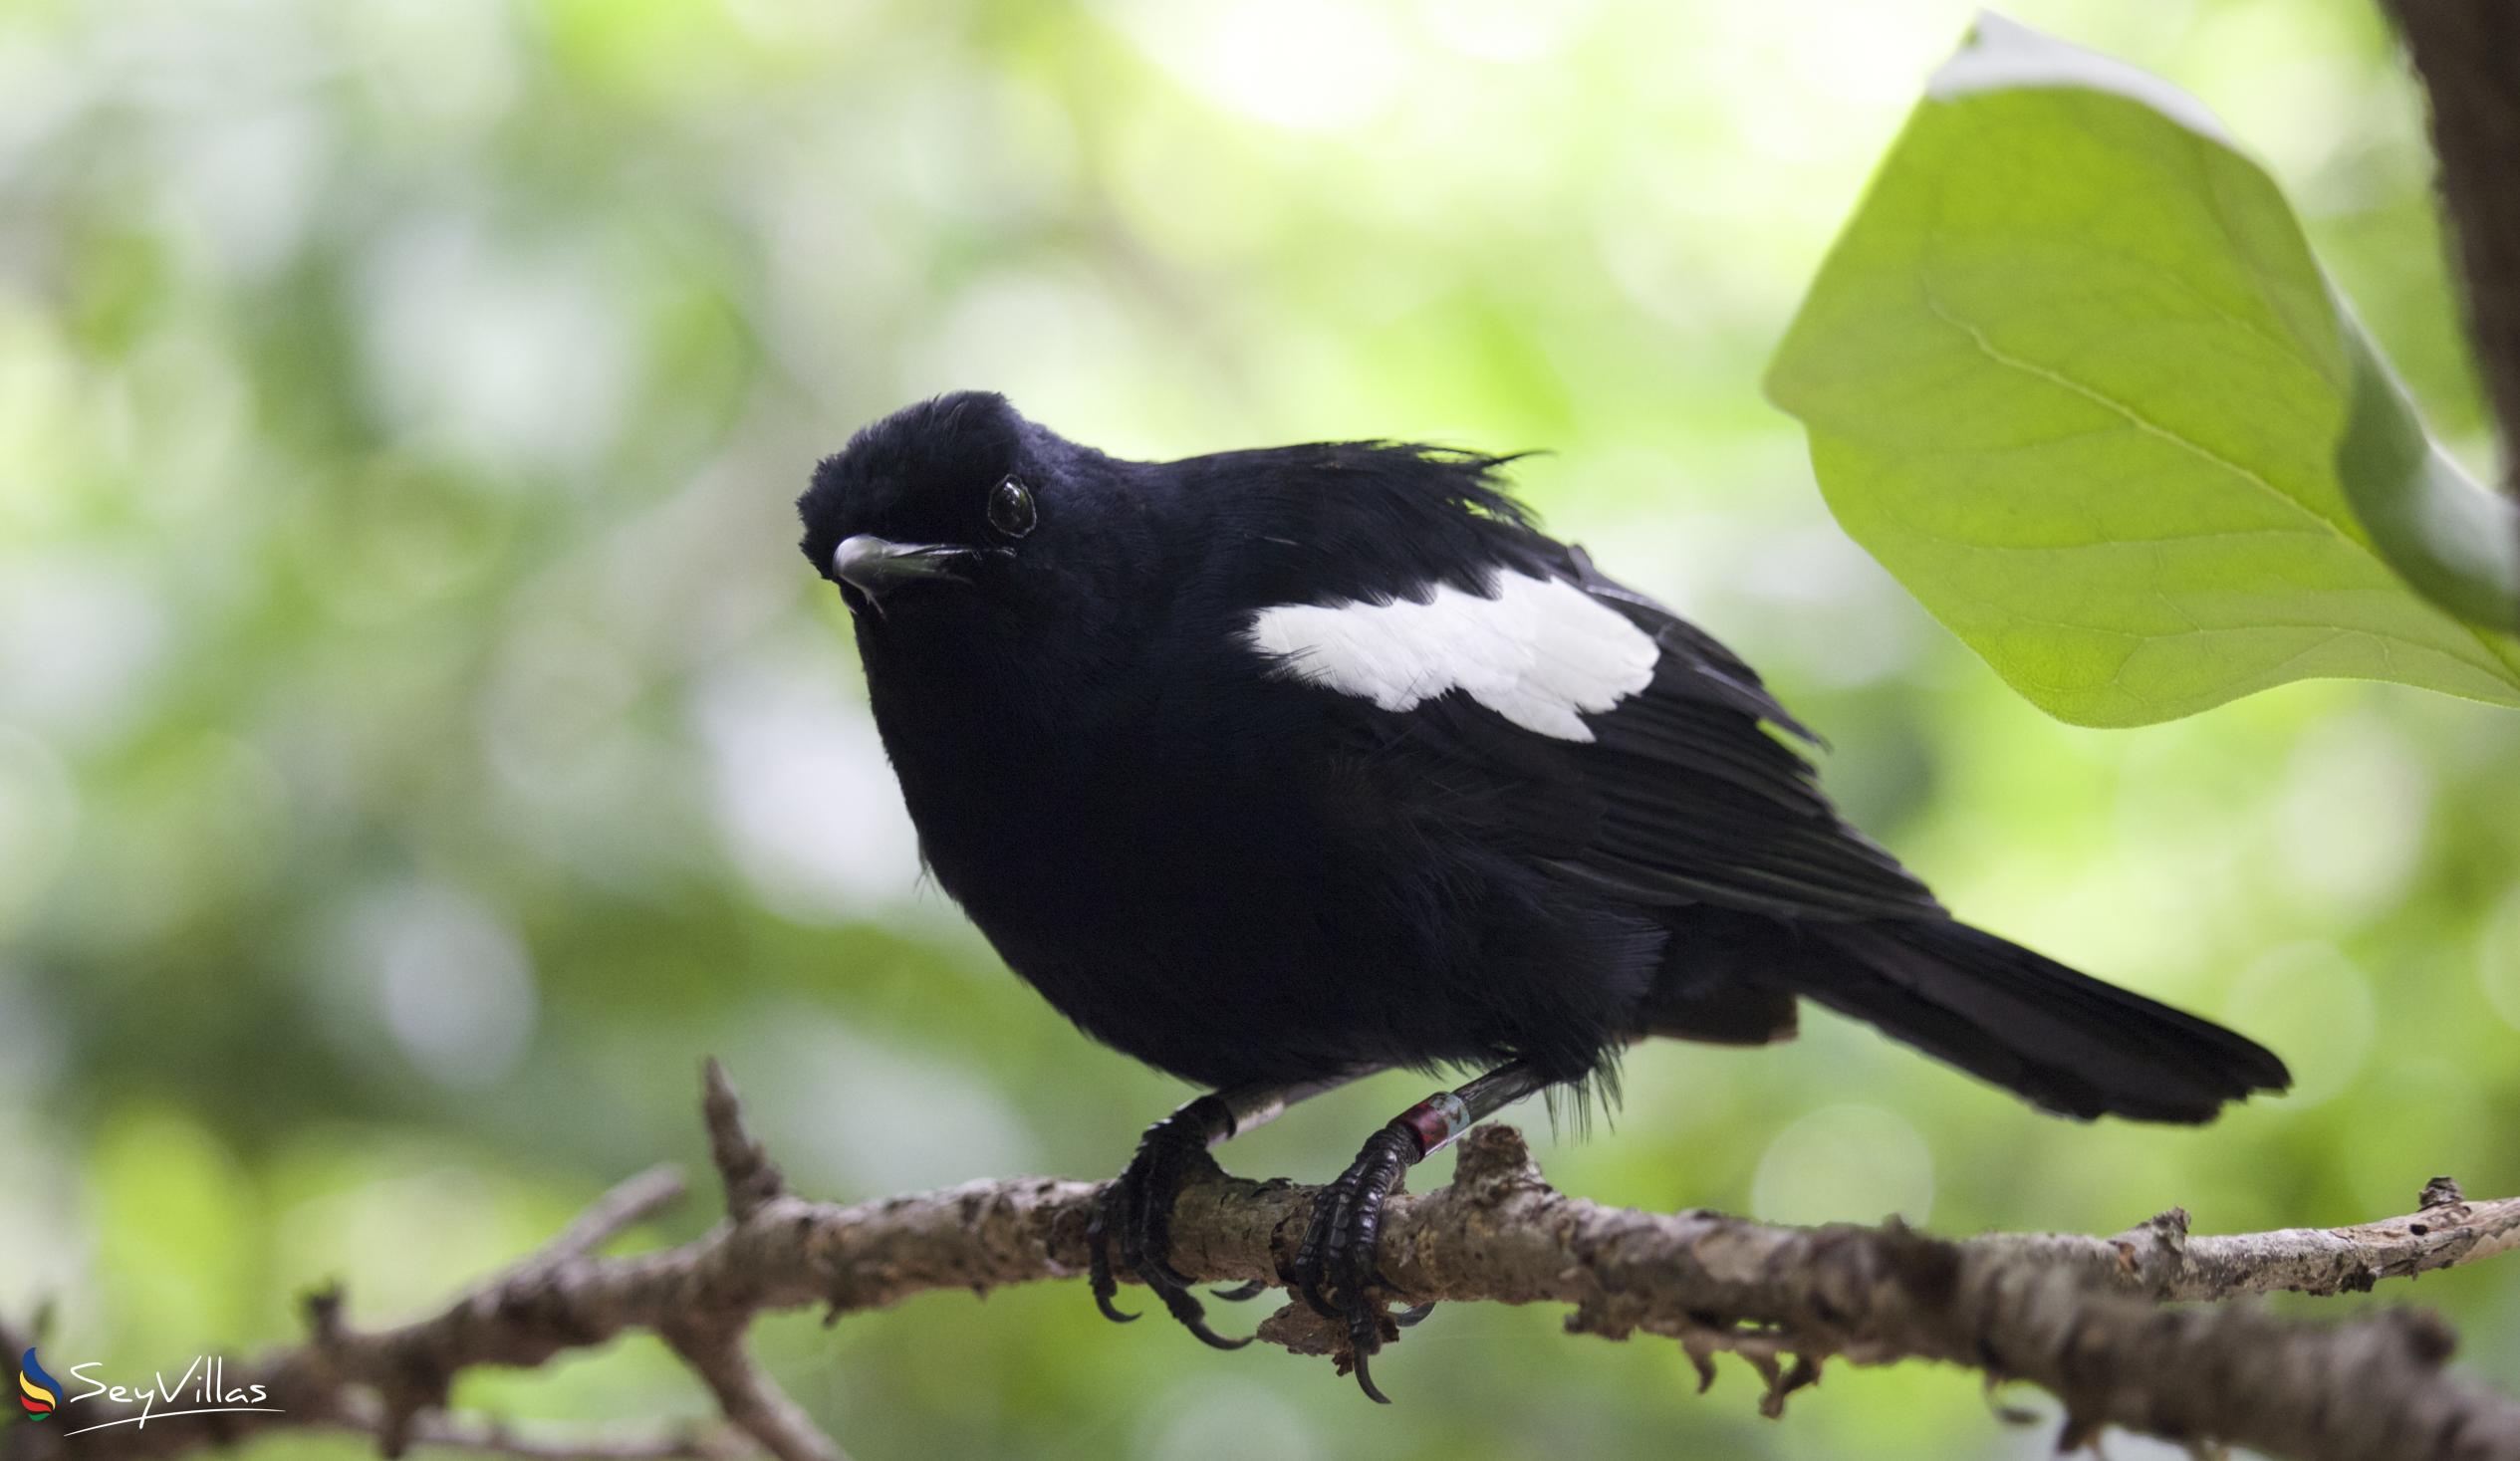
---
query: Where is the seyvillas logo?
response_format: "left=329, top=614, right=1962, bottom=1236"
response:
left=17, top=1349, right=58, bottom=1419
left=14, top=1350, right=281, bottom=1435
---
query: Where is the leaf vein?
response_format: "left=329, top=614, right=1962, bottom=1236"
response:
left=1918, top=290, right=2349, bottom=539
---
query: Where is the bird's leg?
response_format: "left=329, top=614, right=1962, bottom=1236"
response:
left=1286, top=1060, right=1549, bottom=1403
left=1089, top=1074, right=1362, bottom=1347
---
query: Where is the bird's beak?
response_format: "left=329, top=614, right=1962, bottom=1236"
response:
left=833, top=534, right=971, bottom=603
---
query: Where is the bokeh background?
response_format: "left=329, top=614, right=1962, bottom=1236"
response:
left=5, top=1, right=2516, bottom=1458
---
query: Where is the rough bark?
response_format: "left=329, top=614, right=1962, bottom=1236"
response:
left=7, top=1064, right=2518, bottom=1461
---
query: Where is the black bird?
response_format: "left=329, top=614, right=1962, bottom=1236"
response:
left=797, top=391, right=2288, bottom=1399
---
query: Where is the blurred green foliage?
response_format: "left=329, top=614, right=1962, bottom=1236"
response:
left=2, top=2, right=2515, bottom=1459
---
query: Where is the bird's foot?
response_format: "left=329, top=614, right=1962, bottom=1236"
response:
left=1285, top=1121, right=1423, bottom=1403
left=1087, top=1096, right=1252, bottom=1350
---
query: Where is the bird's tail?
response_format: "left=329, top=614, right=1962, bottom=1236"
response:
left=1795, top=919, right=2289, bottom=1123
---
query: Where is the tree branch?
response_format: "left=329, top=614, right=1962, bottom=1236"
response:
left=2386, top=0, right=2520, bottom=502
left=8, top=1064, right=2519, bottom=1461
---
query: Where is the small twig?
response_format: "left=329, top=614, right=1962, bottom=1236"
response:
left=1976, top=1181, right=2520, bottom=1303
left=701, top=1058, right=788, bottom=1223
left=542, top=1166, right=689, bottom=1263
left=661, top=1325, right=844, bottom=1461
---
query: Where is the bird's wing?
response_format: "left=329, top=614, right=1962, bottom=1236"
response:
left=1537, top=544, right=1938, bottom=920
left=1241, top=541, right=1940, bottom=924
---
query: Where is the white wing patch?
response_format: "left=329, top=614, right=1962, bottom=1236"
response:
left=1243, top=570, right=1659, bottom=742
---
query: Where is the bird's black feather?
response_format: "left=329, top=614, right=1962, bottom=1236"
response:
left=799, top=392, right=2289, bottom=1121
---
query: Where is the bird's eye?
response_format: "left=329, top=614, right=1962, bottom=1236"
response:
left=986, top=477, right=1036, bottom=538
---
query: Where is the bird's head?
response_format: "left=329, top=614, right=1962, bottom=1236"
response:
left=798, top=390, right=1068, bottom=618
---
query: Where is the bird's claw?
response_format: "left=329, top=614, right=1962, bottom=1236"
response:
left=1088, top=1103, right=1253, bottom=1350
left=1283, top=1123, right=1421, bottom=1403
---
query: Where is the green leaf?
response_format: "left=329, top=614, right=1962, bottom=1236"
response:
left=1766, top=12, right=2520, bottom=727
